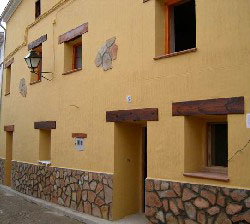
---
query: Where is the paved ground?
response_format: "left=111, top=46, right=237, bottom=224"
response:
left=0, top=187, right=85, bottom=224
left=0, top=186, right=148, bottom=224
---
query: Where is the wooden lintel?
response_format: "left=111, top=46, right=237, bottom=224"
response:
left=5, top=58, right=14, bottom=69
left=72, top=133, right=87, bottom=138
left=58, top=23, right=88, bottom=44
left=144, top=0, right=180, bottom=5
left=28, top=34, right=47, bottom=50
left=172, top=96, right=244, bottom=116
left=4, top=125, right=14, bottom=132
left=34, top=121, right=56, bottom=130
left=106, top=108, right=158, bottom=122
left=166, top=0, right=183, bottom=6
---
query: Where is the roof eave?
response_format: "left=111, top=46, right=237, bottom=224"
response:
left=1, top=0, right=22, bottom=23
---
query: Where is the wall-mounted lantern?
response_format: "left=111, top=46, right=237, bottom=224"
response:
left=24, top=51, right=41, bottom=73
left=24, top=50, right=52, bottom=81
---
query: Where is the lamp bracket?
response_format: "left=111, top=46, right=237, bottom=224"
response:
left=32, top=71, right=53, bottom=81
left=41, top=75, right=53, bottom=81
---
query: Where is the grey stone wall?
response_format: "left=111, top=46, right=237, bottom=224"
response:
left=145, top=179, right=250, bottom=223
left=11, top=161, right=113, bottom=220
left=0, top=158, right=5, bottom=185
left=95, top=37, right=118, bottom=71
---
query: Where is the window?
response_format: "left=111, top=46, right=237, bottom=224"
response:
left=165, top=0, right=196, bottom=54
left=184, top=116, right=228, bottom=180
left=207, top=123, right=228, bottom=168
left=39, top=130, right=51, bottom=163
left=35, top=0, right=41, bottom=19
left=174, top=96, right=244, bottom=181
left=59, top=23, right=87, bottom=74
left=73, top=43, right=82, bottom=69
left=30, top=45, right=42, bottom=83
left=5, top=65, right=11, bottom=95
left=63, top=36, right=82, bottom=74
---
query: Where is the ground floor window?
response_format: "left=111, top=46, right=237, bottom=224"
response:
left=208, top=123, right=228, bottom=168
left=184, top=115, right=228, bottom=178
left=39, top=130, right=51, bottom=164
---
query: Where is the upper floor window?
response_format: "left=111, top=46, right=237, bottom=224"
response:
left=73, top=43, right=82, bottom=70
left=30, top=45, right=42, bottom=83
left=63, top=36, right=83, bottom=74
left=165, top=0, right=196, bottom=54
left=35, top=0, right=41, bottom=19
left=58, top=23, right=88, bottom=75
left=5, top=65, right=11, bottom=95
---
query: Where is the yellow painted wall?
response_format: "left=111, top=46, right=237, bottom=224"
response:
left=41, top=0, right=60, bottom=13
left=113, top=123, right=143, bottom=220
left=5, top=132, right=13, bottom=187
left=39, top=130, right=51, bottom=161
left=155, top=0, right=165, bottom=56
left=184, top=117, right=205, bottom=173
left=4, top=1, right=33, bottom=56
left=0, top=0, right=250, bottom=194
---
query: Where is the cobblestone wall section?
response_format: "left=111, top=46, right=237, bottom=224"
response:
left=145, top=179, right=250, bottom=224
left=11, top=161, right=113, bottom=220
left=0, top=158, right=5, bottom=185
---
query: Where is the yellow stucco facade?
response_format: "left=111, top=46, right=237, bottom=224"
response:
left=1, top=0, right=250, bottom=222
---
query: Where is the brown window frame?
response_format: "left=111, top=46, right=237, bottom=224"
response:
left=30, top=45, right=42, bottom=84
left=35, top=45, right=42, bottom=81
left=205, top=122, right=228, bottom=175
left=72, top=42, right=82, bottom=70
left=165, top=0, right=179, bottom=54
left=5, top=65, right=11, bottom=96
left=165, top=0, right=196, bottom=54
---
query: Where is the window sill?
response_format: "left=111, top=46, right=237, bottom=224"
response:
left=38, top=160, right=51, bottom=166
left=62, top=68, right=82, bottom=75
left=154, top=48, right=197, bottom=60
left=184, top=171, right=229, bottom=182
left=5, top=92, right=10, bottom=96
left=201, top=166, right=227, bottom=175
left=30, top=80, right=41, bottom=85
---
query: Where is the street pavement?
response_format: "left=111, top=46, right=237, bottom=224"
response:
left=0, top=187, right=85, bottom=224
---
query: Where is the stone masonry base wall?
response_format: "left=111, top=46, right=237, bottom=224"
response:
left=0, top=158, right=5, bottom=185
left=11, top=161, right=113, bottom=220
left=145, top=179, right=250, bottom=224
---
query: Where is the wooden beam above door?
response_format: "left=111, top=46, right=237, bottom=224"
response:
left=34, top=121, right=56, bottom=130
left=4, top=125, right=14, bottom=132
left=106, top=108, right=158, bottom=122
